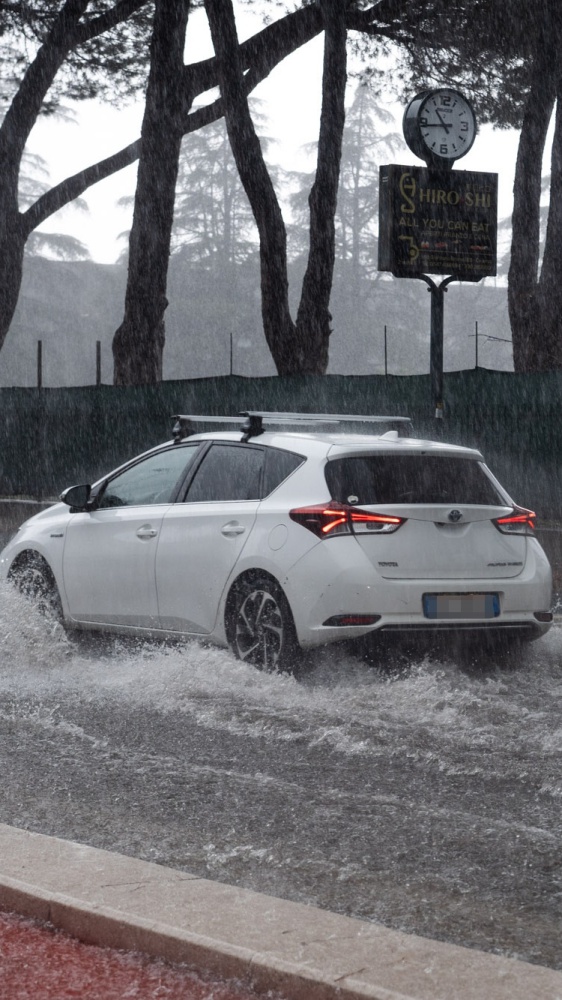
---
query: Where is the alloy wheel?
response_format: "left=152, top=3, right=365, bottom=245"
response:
left=233, top=585, right=285, bottom=672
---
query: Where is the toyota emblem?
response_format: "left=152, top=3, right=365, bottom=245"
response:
left=448, top=509, right=463, bottom=522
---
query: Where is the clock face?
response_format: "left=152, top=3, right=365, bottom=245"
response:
left=403, top=89, right=476, bottom=163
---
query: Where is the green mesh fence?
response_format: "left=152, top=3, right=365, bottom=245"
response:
left=1, top=371, right=561, bottom=517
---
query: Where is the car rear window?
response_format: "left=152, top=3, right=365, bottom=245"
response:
left=325, top=455, right=505, bottom=506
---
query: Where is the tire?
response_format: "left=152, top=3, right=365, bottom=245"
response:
left=8, top=553, right=64, bottom=624
left=226, top=574, right=300, bottom=674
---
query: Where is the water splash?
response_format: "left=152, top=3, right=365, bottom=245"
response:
left=1, top=583, right=561, bottom=969
left=1, top=582, right=560, bottom=792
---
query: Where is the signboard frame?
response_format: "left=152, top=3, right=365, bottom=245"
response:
left=378, top=164, right=498, bottom=280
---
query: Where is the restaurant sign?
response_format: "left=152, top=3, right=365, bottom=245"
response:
left=378, top=164, right=498, bottom=279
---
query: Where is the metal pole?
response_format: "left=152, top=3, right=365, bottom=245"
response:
left=37, top=340, right=42, bottom=389
left=430, top=280, right=444, bottom=417
left=384, top=325, right=388, bottom=376
left=420, top=274, right=456, bottom=420
left=475, top=320, right=479, bottom=369
left=96, top=340, right=101, bottom=386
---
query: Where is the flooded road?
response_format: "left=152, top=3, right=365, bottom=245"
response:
left=0, top=583, right=560, bottom=970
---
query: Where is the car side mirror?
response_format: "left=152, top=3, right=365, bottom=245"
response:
left=60, top=484, right=92, bottom=511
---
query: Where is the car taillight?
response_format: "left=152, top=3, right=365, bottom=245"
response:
left=289, top=502, right=405, bottom=538
left=494, top=505, right=536, bottom=535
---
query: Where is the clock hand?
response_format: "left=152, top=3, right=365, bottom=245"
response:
left=435, top=110, right=451, bottom=132
left=422, top=118, right=452, bottom=131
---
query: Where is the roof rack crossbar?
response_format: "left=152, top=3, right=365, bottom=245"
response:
left=241, top=411, right=411, bottom=424
left=240, top=412, right=413, bottom=438
left=171, top=411, right=413, bottom=443
left=242, top=410, right=406, bottom=423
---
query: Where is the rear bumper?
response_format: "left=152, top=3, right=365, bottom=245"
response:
left=378, top=617, right=550, bottom=640
left=284, top=537, right=552, bottom=648
left=297, top=613, right=551, bottom=648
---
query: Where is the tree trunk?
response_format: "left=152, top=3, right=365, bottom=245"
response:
left=113, top=0, right=190, bottom=385
left=205, top=0, right=298, bottom=374
left=206, top=0, right=348, bottom=375
left=508, top=13, right=557, bottom=371
left=0, top=1, right=327, bottom=367
left=0, top=225, right=27, bottom=351
left=112, top=0, right=329, bottom=383
left=0, top=1, right=153, bottom=359
left=295, top=0, right=347, bottom=374
left=533, top=73, right=562, bottom=369
left=0, top=0, right=91, bottom=355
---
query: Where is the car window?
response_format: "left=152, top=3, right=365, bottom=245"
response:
left=262, top=448, right=304, bottom=497
left=325, top=455, right=504, bottom=506
left=184, top=444, right=263, bottom=502
left=97, top=445, right=199, bottom=508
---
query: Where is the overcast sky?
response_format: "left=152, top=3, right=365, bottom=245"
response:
left=26, top=5, right=524, bottom=265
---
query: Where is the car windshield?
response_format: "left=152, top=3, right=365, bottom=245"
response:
left=325, top=454, right=505, bottom=506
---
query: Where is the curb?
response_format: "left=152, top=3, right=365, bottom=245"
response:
left=0, top=825, right=561, bottom=1000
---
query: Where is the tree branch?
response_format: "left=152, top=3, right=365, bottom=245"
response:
left=22, top=9, right=306, bottom=236
left=73, top=0, right=149, bottom=46
left=22, top=2, right=327, bottom=230
left=21, top=140, right=141, bottom=235
left=0, top=0, right=150, bottom=174
left=186, top=3, right=324, bottom=98
left=21, top=0, right=395, bottom=236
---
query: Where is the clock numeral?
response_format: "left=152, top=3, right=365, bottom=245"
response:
left=461, top=121, right=469, bottom=132
left=440, top=144, right=448, bottom=155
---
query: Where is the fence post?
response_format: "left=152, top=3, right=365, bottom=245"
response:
left=37, top=340, right=42, bottom=389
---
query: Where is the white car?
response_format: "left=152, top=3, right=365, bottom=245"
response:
left=0, top=412, right=552, bottom=672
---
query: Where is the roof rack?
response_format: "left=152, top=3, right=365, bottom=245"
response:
left=172, top=414, right=241, bottom=443
left=172, top=411, right=412, bottom=444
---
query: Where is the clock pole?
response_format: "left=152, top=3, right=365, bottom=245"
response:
left=379, top=92, right=497, bottom=418
left=399, top=89, right=484, bottom=420
left=420, top=273, right=457, bottom=419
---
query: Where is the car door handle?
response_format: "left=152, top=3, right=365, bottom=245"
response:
left=221, top=522, right=246, bottom=537
left=136, top=525, right=158, bottom=539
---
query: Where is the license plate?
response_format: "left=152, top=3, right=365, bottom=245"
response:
left=423, top=593, right=500, bottom=620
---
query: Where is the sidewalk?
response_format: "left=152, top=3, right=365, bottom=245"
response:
left=0, top=909, right=264, bottom=1000
left=1, top=824, right=562, bottom=1000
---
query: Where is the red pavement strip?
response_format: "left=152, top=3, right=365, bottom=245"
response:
left=0, top=910, right=273, bottom=1000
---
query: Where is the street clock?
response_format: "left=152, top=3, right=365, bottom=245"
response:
left=403, top=89, right=477, bottom=167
